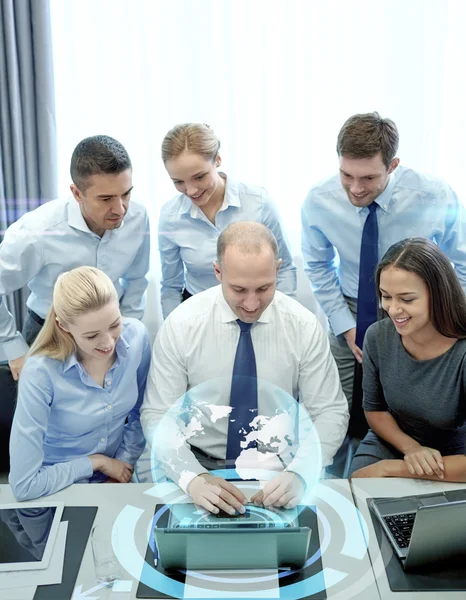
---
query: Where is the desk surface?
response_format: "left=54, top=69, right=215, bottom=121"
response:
left=350, top=478, right=466, bottom=600
left=0, top=480, right=379, bottom=600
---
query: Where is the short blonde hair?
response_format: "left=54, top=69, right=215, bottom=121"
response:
left=161, top=123, right=220, bottom=163
left=29, top=266, right=119, bottom=361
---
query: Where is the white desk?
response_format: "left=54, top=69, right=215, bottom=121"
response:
left=350, top=478, right=466, bottom=600
left=0, top=480, right=380, bottom=600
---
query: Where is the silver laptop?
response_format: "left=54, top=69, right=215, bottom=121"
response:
left=370, top=489, right=466, bottom=570
left=154, top=503, right=311, bottom=570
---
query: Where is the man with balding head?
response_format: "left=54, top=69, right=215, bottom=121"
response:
left=141, top=222, right=348, bottom=513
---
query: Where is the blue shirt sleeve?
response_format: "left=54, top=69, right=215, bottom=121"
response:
left=435, top=183, right=466, bottom=291
left=261, top=195, right=297, bottom=297
left=119, top=209, right=151, bottom=319
left=9, top=359, right=93, bottom=501
left=0, top=223, right=44, bottom=360
left=158, top=206, right=184, bottom=319
left=114, top=324, right=151, bottom=464
left=301, top=194, right=355, bottom=336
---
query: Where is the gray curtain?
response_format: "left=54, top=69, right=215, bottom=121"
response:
left=0, top=0, right=57, bottom=333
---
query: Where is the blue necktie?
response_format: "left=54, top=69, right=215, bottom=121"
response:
left=356, top=202, right=379, bottom=349
left=226, top=320, right=258, bottom=466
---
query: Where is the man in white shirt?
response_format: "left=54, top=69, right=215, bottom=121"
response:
left=141, top=222, right=348, bottom=515
left=0, top=135, right=150, bottom=379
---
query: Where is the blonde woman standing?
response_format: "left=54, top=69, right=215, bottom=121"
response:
left=159, top=123, right=297, bottom=318
left=9, top=267, right=151, bottom=501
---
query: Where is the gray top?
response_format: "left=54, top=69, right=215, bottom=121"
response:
left=363, top=318, right=466, bottom=453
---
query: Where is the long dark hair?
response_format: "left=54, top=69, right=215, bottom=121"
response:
left=376, top=237, right=466, bottom=339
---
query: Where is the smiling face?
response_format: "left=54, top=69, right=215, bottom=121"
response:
left=339, top=152, right=399, bottom=207
left=58, top=300, right=123, bottom=363
left=70, top=169, right=133, bottom=236
left=379, top=266, right=435, bottom=339
left=164, top=151, right=225, bottom=209
left=214, top=245, right=281, bottom=322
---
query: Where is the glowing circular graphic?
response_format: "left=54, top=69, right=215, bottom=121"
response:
left=108, top=379, right=381, bottom=598
left=111, top=480, right=385, bottom=599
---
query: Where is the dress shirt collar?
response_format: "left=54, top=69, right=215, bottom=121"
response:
left=215, top=285, right=273, bottom=325
left=67, top=197, right=124, bottom=239
left=223, top=175, right=241, bottom=208
left=354, top=171, right=396, bottom=214
left=67, top=197, right=96, bottom=234
left=178, top=194, right=193, bottom=216
left=62, top=332, right=130, bottom=374
left=178, top=173, right=241, bottom=218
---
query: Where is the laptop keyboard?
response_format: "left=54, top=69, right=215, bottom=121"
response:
left=382, top=512, right=416, bottom=548
left=171, top=522, right=292, bottom=529
left=173, top=523, right=268, bottom=528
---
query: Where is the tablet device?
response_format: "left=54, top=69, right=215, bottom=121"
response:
left=0, top=501, right=64, bottom=571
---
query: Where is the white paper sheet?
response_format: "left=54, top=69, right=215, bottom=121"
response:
left=184, top=569, right=279, bottom=598
left=0, top=585, right=37, bottom=600
left=0, top=521, right=68, bottom=591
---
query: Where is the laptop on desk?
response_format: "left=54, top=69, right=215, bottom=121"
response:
left=154, top=503, right=311, bottom=570
left=369, top=489, right=466, bottom=571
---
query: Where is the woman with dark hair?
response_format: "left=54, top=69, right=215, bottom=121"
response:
left=351, top=237, right=466, bottom=481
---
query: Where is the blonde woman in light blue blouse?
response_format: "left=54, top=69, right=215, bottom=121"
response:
left=159, top=123, right=297, bottom=318
left=9, top=267, right=150, bottom=501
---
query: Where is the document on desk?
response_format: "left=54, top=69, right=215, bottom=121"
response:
left=184, top=569, right=279, bottom=598
left=0, top=585, right=37, bottom=600
left=0, top=521, right=68, bottom=591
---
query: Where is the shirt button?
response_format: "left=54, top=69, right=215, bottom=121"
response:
left=106, top=380, right=112, bottom=386
left=107, top=404, right=112, bottom=410
left=100, top=438, right=106, bottom=443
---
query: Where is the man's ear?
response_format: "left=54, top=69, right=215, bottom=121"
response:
left=215, top=154, right=222, bottom=168
left=276, top=258, right=283, bottom=276
left=213, top=261, right=222, bottom=282
left=70, top=184, right=83, bottom=204
left=388, top=157, right=400, bottom=174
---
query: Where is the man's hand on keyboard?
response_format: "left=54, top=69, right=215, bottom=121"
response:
left=188, top=474, right=248, bottom=515
left=251, top=472, right=305, bottom=509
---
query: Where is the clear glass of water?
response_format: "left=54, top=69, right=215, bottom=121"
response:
left=91, top=524, right=121, bottom=586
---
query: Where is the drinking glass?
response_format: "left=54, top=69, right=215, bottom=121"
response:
left=91, top=524, right=121, bottom=585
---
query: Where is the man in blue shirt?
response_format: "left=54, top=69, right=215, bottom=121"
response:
left=301, top=112, right=466, bottom=406
left=0, top=135, right=150, bottom=380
